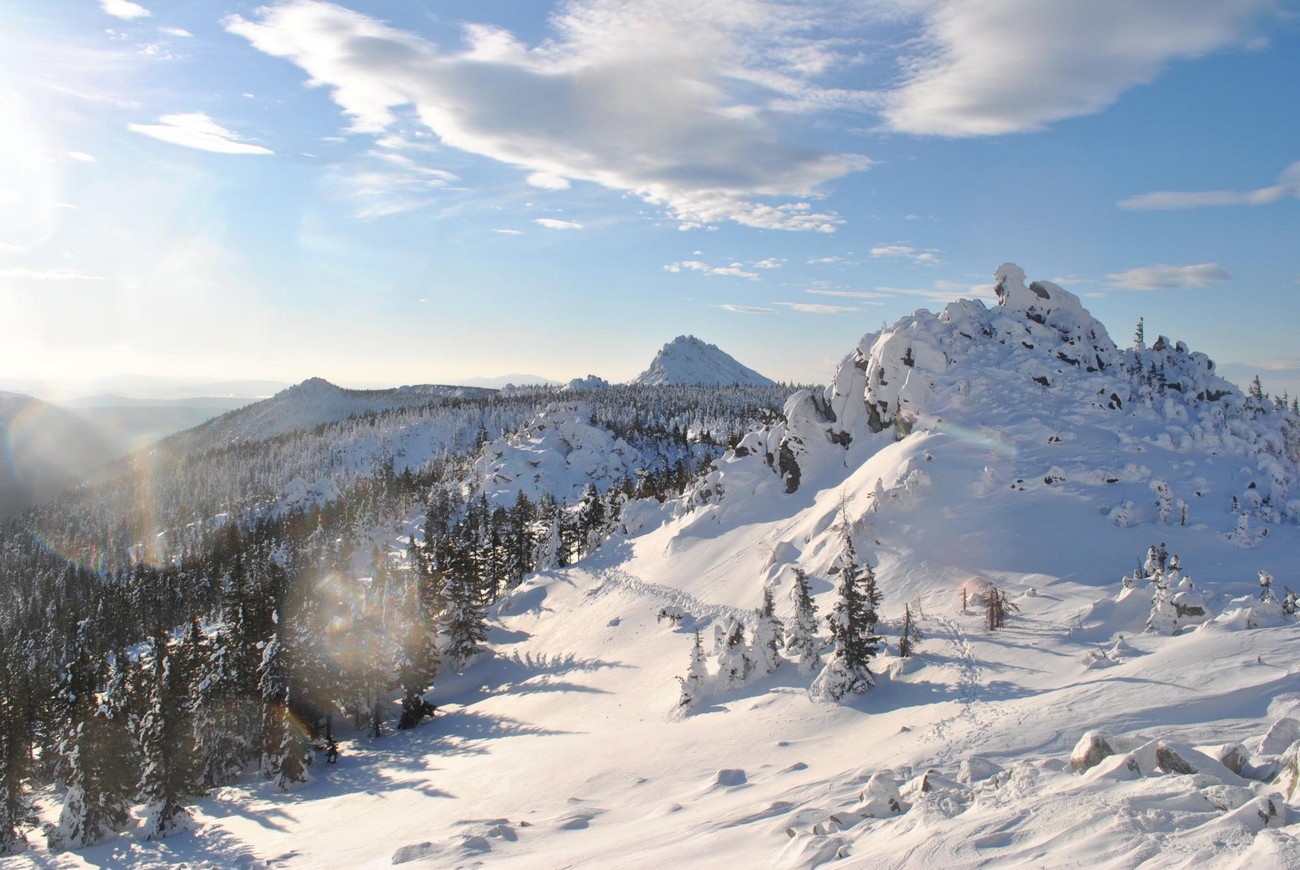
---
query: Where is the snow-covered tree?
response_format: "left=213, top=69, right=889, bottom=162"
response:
left=441, top=539, right=488, bottom=670
left=811, top=534, right=880, bottom=702
left=752, top=586, right=785, bottom=674
left=713, top=618, right=754, bottom=690
left=675, top=631, right=708, bottom=714
left=785, top=568, right=822, bottom=675
left=138, top=630, right=198, bottom=840
left=193, top=629, right=253, bottom=789
left=0, top=639, right=36, bottom=856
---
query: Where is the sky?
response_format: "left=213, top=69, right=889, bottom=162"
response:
left=1, top=0, right=1298, bottom=398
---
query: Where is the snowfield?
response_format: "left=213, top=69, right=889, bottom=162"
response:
left=14, top=265, right=1300, bottom=868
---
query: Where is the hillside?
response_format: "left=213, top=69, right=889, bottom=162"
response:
left=4, top=266, right=1300, bottom=868
left=0, top=394, right=124, bottom=518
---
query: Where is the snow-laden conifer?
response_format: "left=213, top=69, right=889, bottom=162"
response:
left=785, top=568, right=822, bottom=675
left=752, top=586, right=785, bottom=674
left=675, top=631, right=708, bottom=714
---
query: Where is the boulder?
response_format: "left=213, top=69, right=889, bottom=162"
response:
left=1071, top=731, right=1114, bottom=772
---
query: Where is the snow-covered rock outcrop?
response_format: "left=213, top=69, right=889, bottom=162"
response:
left=706, top=264, right=1296, bottom=525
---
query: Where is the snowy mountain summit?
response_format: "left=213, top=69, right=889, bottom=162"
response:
left=632, top=335, right=776, bottom=387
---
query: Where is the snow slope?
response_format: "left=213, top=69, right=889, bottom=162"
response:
left=16, top=266, right=1300, bottom=869
left=633, top=335, right=777, bottom=387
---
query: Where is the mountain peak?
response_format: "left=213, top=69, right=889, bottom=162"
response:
left=632, top=335, right=775, bottom=387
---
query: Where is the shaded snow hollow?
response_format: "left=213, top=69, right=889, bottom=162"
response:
left=633, top=335, right=776, bottom=387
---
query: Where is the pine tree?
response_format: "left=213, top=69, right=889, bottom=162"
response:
left=784, top=568, right=822, bottom=675
left=1133, top=317, right=1145, bottom=350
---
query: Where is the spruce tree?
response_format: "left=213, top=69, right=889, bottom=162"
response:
left=675, top=631, right=708, bottom=713
left=811, top=533, right=880, bottom=702
left=0, top=640, right=36, bottom=855
left=441, top=539, right=487, bottom=670
left=898, top=604, right=923, bottom=658
left=785, top=568, right=822, bottom=675
left=752, top=586, right=785, bottom=674
left=138, top=629, right=197, bottom=840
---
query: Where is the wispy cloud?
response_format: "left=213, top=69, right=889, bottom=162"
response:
left=127, top=113, right=273, bottom=155
left=226, top=1, right=873, bottom=231
left=159, top=26, right=192, bottom=38
left=101, top=0, right=151, bottom=21
left=494, top=228, right=523, bottom=235
left=778, top=302, right=859, bottom=314
left=534, top=218, right=583, bottom=230
left=67, top=151, right=96, bottom=162
left=870, top=243, right=939, bottom=264
left=1119, top=161, right=1300, bottom=210
left=1105, top=263, right=1230, bottom=290
left=334, top=151, right=459, bottom=218
left=877, top=279, right=996, bottom=304
left=718, top=304, right=774, bottom=314
left=884, top=1, right=1278, bottom=136
left=665, top=260, right=758, bottom=279
left=753, top=257, right=785, bottom=270
left=807, top=255, right=850, bottom=265
left=807, top=289, right=886, bottom=304
left=0, top=267, right=109, bottom=281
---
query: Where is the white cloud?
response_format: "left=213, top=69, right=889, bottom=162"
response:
left=1105, top=263, right=1230, bottom=290
left=225, top=1, right=872, bottom=231
left=101, top=0, right=151, bottom=20
left=807, top=255, right=848, bottom=264
left=127, top=113, right=273, bottom=155
left=1119, top=160, right=1300, bottom=210
left=884, top=0, right=1278, bottom=136
left=718, top=304, right=775, bottom=314
left=665, top=260, right=758, bottom=279
left=527, top=172, right=571, bottom=191
left=870, top=243, right=939, bottom=264
left=534, top=218, right=583, bottom=230
left=0, top=267, right=109, bottom=281
left=753, top=257, right=784, bottom=269
left=67, top=151, right=96, bottom=162
left=159, top=26, right=192, bottom=37
left=494, top=228, right=523, bottom=235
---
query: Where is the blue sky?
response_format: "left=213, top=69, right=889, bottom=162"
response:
left=2, top=0, right=1298, bottom=396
